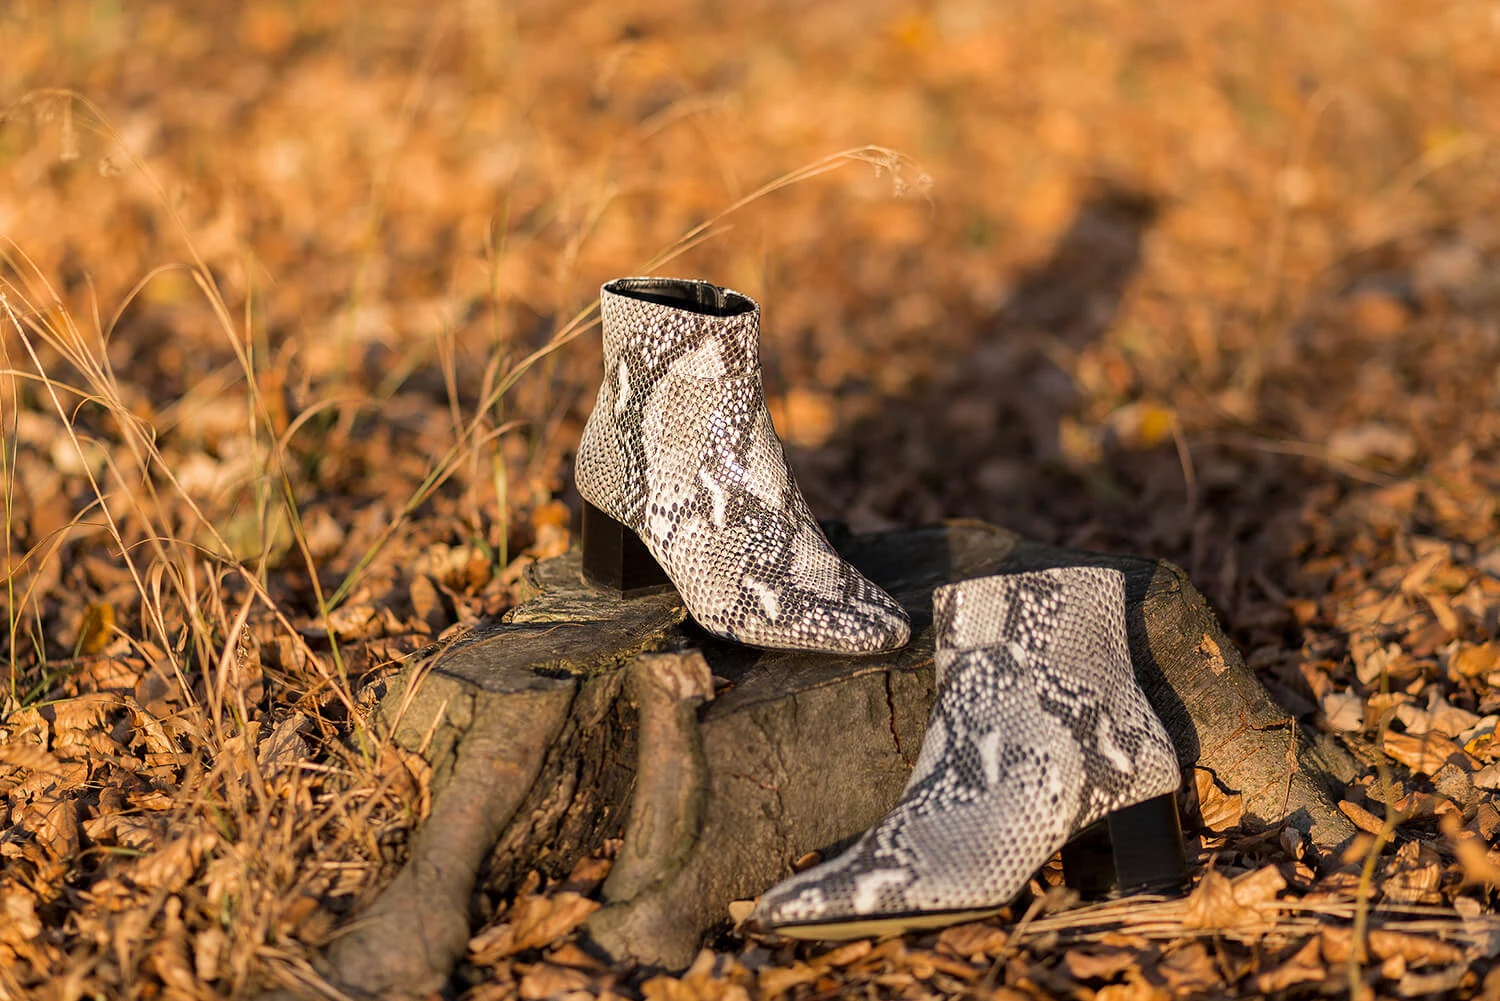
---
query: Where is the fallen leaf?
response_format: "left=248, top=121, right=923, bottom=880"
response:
left=1475, top=762, right=1500, bottom=790
left=811, top=940, right=871, bottom=970
left=1328, top=421, right=1416, bottom=465
left=1367, top=929, right=1464, bottom=966
left=1254, top=937, right=1322, bottom=993
left=519, top=963, right=593, bottom=1000
left=1322, top=690, right=1365, bottom=731
left=1443, top=811, right=1500, bottom=888
left=1339, top=800, right=1386, bottom=834
left=1396, top=689, right=1481, bottom=737
left=1452, top=641, right=1500, bottom=678
left=1459, top=719, right=1500, bottom=762
left=256, top=713, right=310, bottom=779
left=1396, top=964, right=1468, bottom=997
left=408, top=573, right=447, bottom=633
left=1182, top=869, right=1267, bottom=930
left=936, top=921, right=1008, bottom=960
left=757, top=962, right=821, bottom=997
left=468, top=892, right=600, bottom=962
left=1229, top=865, right=1287, bottom=907
left=1158, top=941, right=1219, bottom=992
left=1094, top=973, right=1171, bottom=1001
left=1192, top=768, right=1244, bottom=831
left=1063, top=948, right=1135, bottom=981
left=194, top=926, right=226, bottom=983
left=1381, top=730, right=1469, bottom=775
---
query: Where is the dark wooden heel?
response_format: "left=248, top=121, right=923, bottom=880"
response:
left=581, top=501, right=674, bottom=597
left=1060, top=793, right=1188, bottom=900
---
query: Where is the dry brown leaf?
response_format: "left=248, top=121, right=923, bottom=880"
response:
left=0, top=885, right=42, bottom=943
left=756, top=962, right=821, bottom=997
left=1229, top=864, right=1287, bottom=907
left=1441, top=812, right=1500, bottom=887
left=1094, top=974, right=1171, bottom=1001
left=1382, top=862, right=1443, bottom=904
left=1367, top=930, right=1464, bottom=966
left=323, top=603, right=380, bottom=640
left=1395, top=964, right=1469, bottom=997
left=82, top=812, right=158, bottom=850
left=811, top=940, right=871, bottom=970
left=1340, top=799, right=1386, bottom=834
left=24, top=797, right=81, bottom=859
left=1461, top=716, right=1499, bottom=758
left=409, top=573, right=447, bottom=633
left=1451, top=641, right=1500, bottom=678
left=556, top=853, right=612, bottom=895
left=194, top=926, right=226, bottom=983
left=146, top=896, right=198, bottom=996
left=906, top=949, right=980, bottom=981
left=1192, top=768, right=1244, bottom=831
left=1470, top=801, right=1500, bottom=842
left=936, top=921, right=1008, bottom=960
left=469, top=892, right=600, bottom=962
left=1063, top=948, right=1135, bottom=981
left=1253, top=938, right=1322, bottom=993
left=1423, top=589, right=1461, bottom=635
left=130, top=789, right=178, bottom=812
left=1181, top=869, right=1270, bottom=930
left=1322, top=690, right=1365, bottom=731
left=1396, top=690, right=1481, bottom=737
left=128, top=832, right=216, bottom=896
left=1381, top=730, right=1469, bottom=775
left=0, top=743, right=72, bottom=798
left=49, top=692, right=119, bottom=743
left=1156, top=942, right=1220, bottom=993
left=518, top=963, right=594, bottom=1000
left=1346, top=289, right=1410, bottom=338
left=256, top=713, right=311, bottom=779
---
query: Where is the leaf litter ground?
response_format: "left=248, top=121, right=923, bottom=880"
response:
left=3, top=0, right=1500, bottom=998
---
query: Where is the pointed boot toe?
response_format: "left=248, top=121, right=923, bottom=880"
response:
left=749, top=566, right=1185, bottom=939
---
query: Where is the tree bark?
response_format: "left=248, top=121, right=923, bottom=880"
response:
left=304, top=519, right=1354, bottom=990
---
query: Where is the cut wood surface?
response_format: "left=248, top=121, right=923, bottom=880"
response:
left=313, top=519, right=1356, bottom=993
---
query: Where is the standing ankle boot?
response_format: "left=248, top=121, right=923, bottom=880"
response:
left=574, top=277, right=910, bottom=654
left=746, top=566, right=1184, bottom=939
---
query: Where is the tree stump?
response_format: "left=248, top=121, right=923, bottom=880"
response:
left=319, top=520, right=1355, bottom=995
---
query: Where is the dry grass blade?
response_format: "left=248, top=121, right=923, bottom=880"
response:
left=3, top=1, right=1500, bottom=998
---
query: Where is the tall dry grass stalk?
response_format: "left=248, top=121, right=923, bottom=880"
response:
left=0, top=86, right=926, bottom=996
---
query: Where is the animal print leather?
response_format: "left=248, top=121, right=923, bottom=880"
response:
left=749, top=566, right=1180, bottom=927
left=575, top=278, right=910, bottom=654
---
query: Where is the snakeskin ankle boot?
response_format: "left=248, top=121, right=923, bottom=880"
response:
left=746, top=566, right=1185, bottom=939
left=574, top=277, right=911, bottom=654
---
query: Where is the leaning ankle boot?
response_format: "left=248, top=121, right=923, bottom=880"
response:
left=746, top=566, right=1184, bottom=939
left=574, top=277, right=910, bottom=654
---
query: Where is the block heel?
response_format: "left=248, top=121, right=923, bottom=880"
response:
left=581, top=500, right=674, bottom=597
left=1060, top=793, right=1188, bottom=899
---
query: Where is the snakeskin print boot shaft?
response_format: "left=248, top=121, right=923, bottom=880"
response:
left=574, top=278, right=911, bottom=654
left=747, top=567, right=1185, bottom=939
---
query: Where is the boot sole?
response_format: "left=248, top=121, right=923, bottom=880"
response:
left=754, top=794, right=1187, bottom=941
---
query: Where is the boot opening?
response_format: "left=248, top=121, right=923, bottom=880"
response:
left=605, top=278, right=755, bottom=317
